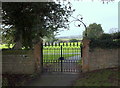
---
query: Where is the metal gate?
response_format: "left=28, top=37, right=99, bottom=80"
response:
left=42, top=42, right=82, bottom=73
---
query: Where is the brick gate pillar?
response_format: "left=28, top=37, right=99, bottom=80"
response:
left=34, top=39, right=43, bottom=73
left=82, top=38, right=91, bottom=72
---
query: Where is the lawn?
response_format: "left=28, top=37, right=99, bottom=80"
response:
left=43, top=46, right=81, bottom=54
left=43, top=54, right=80, bottom=61
left=43, top=42, right=81, bottom=60
left=1, top=42, right=81, bottom=60
left=73, top=67, right=120, bottom=87
left=0, top=44, right=13, bottom=49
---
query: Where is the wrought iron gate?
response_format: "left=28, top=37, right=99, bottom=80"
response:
left=42, top=42, right=82, bottom=73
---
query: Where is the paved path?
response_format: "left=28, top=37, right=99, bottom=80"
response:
left=24, top=73, right=79, bottom=86
left=24, top=55, right=81, bottom=86
left=65, top=55, right=81, bottom=60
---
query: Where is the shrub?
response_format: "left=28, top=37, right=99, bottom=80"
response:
left=89, top=33, right=120, bottom=49
left=112, top=32, right=120, bottom=39
left=99, top=34, right=112, bottom=40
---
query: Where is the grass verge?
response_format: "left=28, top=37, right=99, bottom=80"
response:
left=73, top=67, right=120, bottom=87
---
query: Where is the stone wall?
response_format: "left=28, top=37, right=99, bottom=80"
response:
left=2, top=50, right=35, bottom=74
left=82, top=39, right=119, bottom=72
left=2, top=41, right=43, bottom=74
left=89, top=48, right=119, bottom=71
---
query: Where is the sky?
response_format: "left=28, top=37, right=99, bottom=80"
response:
left=56, top=0, right=119, bottom=37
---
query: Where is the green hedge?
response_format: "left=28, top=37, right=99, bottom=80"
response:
left=89, top=33, right=120, bottom=49
left=89, top=39, right=120, bottom=49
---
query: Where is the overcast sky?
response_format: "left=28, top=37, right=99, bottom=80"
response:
left=56, top=0, right=119, bottom=37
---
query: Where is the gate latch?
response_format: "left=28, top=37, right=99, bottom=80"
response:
left=59, top=57, right=64, bottom=60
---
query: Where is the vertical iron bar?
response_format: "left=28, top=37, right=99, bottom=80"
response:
left=61, top=45, right=63, bottom=72
left=54, top=44, right=56, bottom=72
left=41, top=42, right=43, bottom=73
left=80, top=43, right=83, bottom=58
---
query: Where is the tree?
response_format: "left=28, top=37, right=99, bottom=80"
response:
left=2, top=2, right=74, bottom=49
left=83, top=23, right=104, bottom=39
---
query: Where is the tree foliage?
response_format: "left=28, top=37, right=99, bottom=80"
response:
left=98, top=33, right=113, bottom=40
left=89, top=32, right=120, bottom=49
left=112, top=32, right=120, bottom=39
left=69, top=39, right=79, bottom=42
left=98, top=32, right=120, bottom=40
left=83, top=23, right=104, bottom=39
left=2, top=2, right=74, bottom=49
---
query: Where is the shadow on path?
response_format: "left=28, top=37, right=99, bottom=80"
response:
left=24, top=73, right=79, bottom=86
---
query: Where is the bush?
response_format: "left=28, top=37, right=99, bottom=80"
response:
left=112, top=32, right=120, bottom=39
left=89, top=33, right=120, bottom=49
left=89, top=38, right=120, bottom=49
left=99, top=34, right=112, bottom=40
left=69, top=39, right=79, bottom=42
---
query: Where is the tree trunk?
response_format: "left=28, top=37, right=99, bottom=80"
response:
left=12, top=41, right=22, bottom=49
left=12, top=35, right=22, bottom=49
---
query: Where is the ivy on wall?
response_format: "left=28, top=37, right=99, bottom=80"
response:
left=89, top=39, right=120, bottom=49
left=89, top=33, right=120, bottom=49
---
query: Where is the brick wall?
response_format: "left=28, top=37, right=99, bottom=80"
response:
left=81, top=39, right=91, bottom=72
left=33, top=41, right=43, bottom=73
left=82, top=39, right=119, bottom=72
